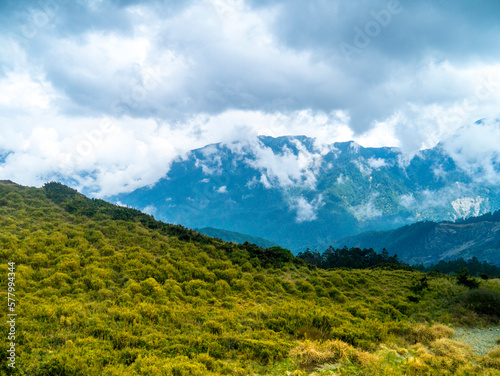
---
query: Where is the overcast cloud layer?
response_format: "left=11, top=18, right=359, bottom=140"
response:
left=1, top=0, right=500, bottom=196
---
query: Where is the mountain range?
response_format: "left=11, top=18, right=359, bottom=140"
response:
left=111, top=135, right=500, bottom=253
left=333, top=210, right=500, bottom=266
left=196, top=227, right=280, bottom=248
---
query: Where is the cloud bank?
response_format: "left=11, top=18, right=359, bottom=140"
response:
left=0, top=0, right=499, bottom=195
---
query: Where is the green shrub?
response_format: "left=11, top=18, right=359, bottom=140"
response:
left=97, top=288, right=115, bottom=301
left=327, top=287, right=347, bottom=303
left=215, top=280, right=231, bottom=297
left=231, top=279, right=250, bottom=292
left=295, top=326, right=324, bottom=341
left=203, top=320, right=224, bottom=335
left=214, top=268, right=238, bottom=282
left=457, top=268, right=480, bottom=289
left=140, top=277, right=165, bottom=298
left=295, top=280, right=315, bottom=293
left=183, top=279, right=210, bottom=297
left=463, top=288, right=500, bottom=317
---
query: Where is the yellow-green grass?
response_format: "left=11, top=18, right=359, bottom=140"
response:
left=0, top=182, right=499, bottom=375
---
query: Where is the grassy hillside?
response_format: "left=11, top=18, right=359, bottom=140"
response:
left=1, top=181, right=499, bottom=375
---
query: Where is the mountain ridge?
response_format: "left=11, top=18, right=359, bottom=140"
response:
left=196, top=227, right=280, bottom=248
left=111, top=135, right=500, bottom=251
left=331, top=209, right=500, bottom=266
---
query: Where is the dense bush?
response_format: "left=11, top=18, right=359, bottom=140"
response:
left=456, top=268, right=480, bottom=289
left=463, top=288, right=500, bottom=317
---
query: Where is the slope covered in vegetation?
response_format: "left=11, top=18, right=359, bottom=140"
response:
left=0, top=181, right=499, bottom=375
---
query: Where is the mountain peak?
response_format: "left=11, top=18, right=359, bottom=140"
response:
left=112, top=137, right=500, bottom=252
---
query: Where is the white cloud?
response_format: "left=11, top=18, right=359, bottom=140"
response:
left=399, top=194, right=416, bottom=209
left=399, top=185, right=491, bottom=221
left=441, top=120, right=500, bottom=185
left=367, top=157, right=387, bottom=169
left=390, top=66, right=500, bottom=157
left=337, top=174, right=349, bottom=184
left=259, top=174, right=272, bottom=189
left=355, top=119, right=400, bottom=148
left=244, top=138, right=323, bottom=189
left=1, top=108, right=498, bottom=197
left=351, top=195, right=382, bottom=221
left=289, top=195, right=324, bottom=223
left=432, top=165, right=448, bottom=180
left=451, top=196, right=485, bottom=219
left=1, top=1, right=500, bottom=197
left=217, top=185, right=228, bottom=193
left=349, top=141, right=360, bottom=153
left=142, top=204, right=157, bottom=216
left=200, top=145, right=219, bottom=157
left=0, top=72, right=55, bottom=113
left=195, top=154, right=223, bottom=175
left=352, top=159, right=372, bottom=177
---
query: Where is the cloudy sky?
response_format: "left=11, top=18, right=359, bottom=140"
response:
left=1, top=0, right=499, bottom=196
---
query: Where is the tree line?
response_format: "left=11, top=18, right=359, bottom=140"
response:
left=297, top=246, right=403, bottom=269
left=415, top=257, right=500, bottom=277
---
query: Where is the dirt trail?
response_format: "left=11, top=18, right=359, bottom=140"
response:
left=453, top=326, right=500, bottom=355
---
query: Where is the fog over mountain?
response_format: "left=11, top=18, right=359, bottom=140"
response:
left=111, top=128, right=500, bottom=251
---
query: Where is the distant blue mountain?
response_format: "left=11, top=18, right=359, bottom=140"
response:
left=196, top=227, right=280, bottom=248
left=331, top=209, right=500, bottom=266
left=110, top=135, right=500, bottom=252
left=0, top=151, right=12, bottom=164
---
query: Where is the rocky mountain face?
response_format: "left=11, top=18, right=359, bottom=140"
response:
left=110, top=135, right=500, bottom=252
left=332, top=211, right=500, bottom=266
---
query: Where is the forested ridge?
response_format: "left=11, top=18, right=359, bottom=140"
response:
left=0, top=181, right=499, bottom=375
left=332, top=209, right=500, bottom=266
